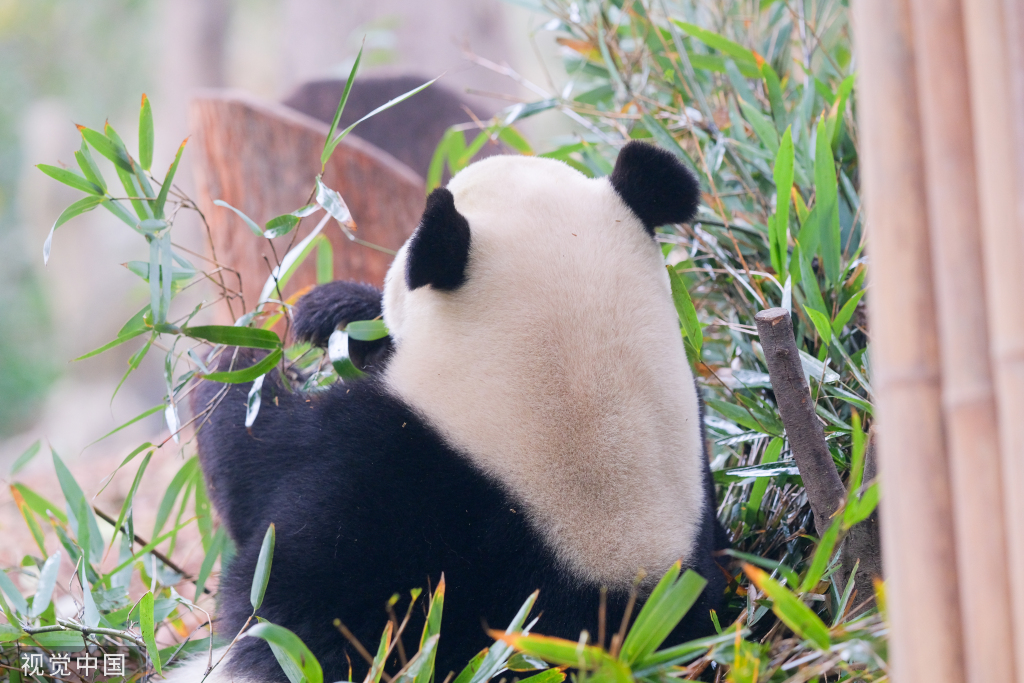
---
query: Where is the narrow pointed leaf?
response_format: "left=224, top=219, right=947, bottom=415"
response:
left=203, top=349, right=282, bottom=384
left=30, top=551, right=62, bottom=617
left=182, top=325, right=282, bottom=349
left=251, top=523, right=276, bottom=610
left=214, top=199, right=263, bottom=236
left=322, top=42, right=364, bottom=167
left=246, top=621, right=322, bottom=683
left=139, top=94, right=154, bottom=171
left=37, top=164, right=104, bottom=195
left=154, top=138, right=187, bottom=219
left=42, top=195, right=105, bottom=264
left=78, top=125, right=134, bottom=172
left=141, top=592, right=162, bottom=673
left=744, top=564, right=831, bottom=648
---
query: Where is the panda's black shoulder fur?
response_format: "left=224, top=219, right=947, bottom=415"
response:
left=192, top=349, right=727, bottom=683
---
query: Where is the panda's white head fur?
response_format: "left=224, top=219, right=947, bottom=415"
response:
left=382, top=142, right=706, bottom=588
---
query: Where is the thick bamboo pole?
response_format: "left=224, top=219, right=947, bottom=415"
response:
left=905, top=0, right=1017, bottom=680
left=852, top=3, right=965, bottom=683
left=962, top=1, right=1024, bottom=675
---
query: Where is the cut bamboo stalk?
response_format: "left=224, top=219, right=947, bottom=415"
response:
left=905, top=0, right=1016, bottom=680
left=852, top=2, right=966, bottom=682
left=962, top=1, right=1024, bottom=677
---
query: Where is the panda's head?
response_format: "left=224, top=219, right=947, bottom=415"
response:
left=379, top=142, right=709, bottom=588
left=382, top=141, right=700, bottom=342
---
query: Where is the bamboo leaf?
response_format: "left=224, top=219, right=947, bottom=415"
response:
left=799, top=518, right=842, bottom=592
left=183, top=325, right=282, bottom=349
left=141, top=592, right=162, bottom=673
left=805, top=306, right=833, bottom=346
left=814, top=117, right=841, bottom=284
left=0, top=568, right=29, bottom=615
left=78, top=124, right=134, bottom=172
left=772, top=127, right=794, bottom=274
left=110, top=452, right=153, bottom=549
left=322, top=42, right=365, bottom=169
left=75, top=142, right=106, bottom=192
left=251, top=523, right=276, bottom=610
left=10, top=440, right=41, bottom=476
left=154, top=138, right=187, bottom=219
left=668, top=266, right=703, bottom=355
left=832, top=290, right=865, bottom=336
left=203, top=348, right=282, bottom=384
left=139, top=94, right=154, bottom=171
left=265, top=214, right=301, bottom=239
left=621, top=565, right=706, bottom=664
left=153, top=458, right=198, bottom=539
left=30, top=551, right=62, bottom=617
left=214, top=199, right=262, bottom=236
left=737, top=99, right=779, bottom=156
left=194, top=527, right=227, bottom=602
left=761, top=62, right=787, bottom=134
left=42, top=195, right=105, bottom=265
left=744, top=564, right=831, bottom=648
left=345, top=319, right=389, bottom=341
left=37, top=164, right=104, bottom=195
left=52, top=450, right=103, bottom=563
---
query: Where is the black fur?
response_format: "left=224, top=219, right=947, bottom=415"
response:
left=406, top=188, right=471, bottom=291
left=193, top=350, right=727, bottom=682
left=292, top=281, right=393, bottom=373
left=609, top=141, right=701, bottom=234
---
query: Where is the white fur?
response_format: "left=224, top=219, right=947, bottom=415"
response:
left=382, top=156, right=706, bottom=589
left=160, top=647, right=260, bottom=683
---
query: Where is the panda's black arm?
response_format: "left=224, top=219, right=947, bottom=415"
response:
left=190, top=347, right=320, bottom=547
left=292, top=281, right=383, bottom=347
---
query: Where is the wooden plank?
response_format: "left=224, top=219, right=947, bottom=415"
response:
left=962, top=0, right=1024, bottom=677
left=904, top=0, right=1016, bottom=679
left=852, top=2, right=966, bottom=682
left=188, top=90, right=425, bottom=323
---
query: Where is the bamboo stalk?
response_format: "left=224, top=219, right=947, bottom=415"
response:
left=962, top=1, right=1024, bottom=678
left=754, top=309, right=845, bottom=535
left=852, top=3, right=966, bottom=682
left=904, top=0, right=1017, bottom=680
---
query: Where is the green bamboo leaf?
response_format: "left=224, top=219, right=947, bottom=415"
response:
left=140, top=592, right=161, bottom=673
left=805, top=306, right=833, bottom=346
left=214, top=199, right=262, bottom=236
left=86, top=404, right=162, bottom=450
left=634, top=630, right=744, bottom=672
left=12, top=484, right=66, bottom=525
left=10, top=440, right=41, bottom=476
left=744, top=564, right=831, bottom=649
left=832, top=290, right=865, bottom=336
left=42, top=195, right=105, bottom=265
left=489, top=632, right=608, bottom=670
left=37, top=164, right=104, bottom=195
left=52, top=450, right=103, bottom=563
left=514, top=669, right=565, bottom=683
left=248, top=622, right=322, bottom=683
left=106, top=518, right=194, bottom=577
left=761, top=62, right=787, bottom=134
left=671, top=21, right=760, bottom=76
left=456, top=130, right=491, bottom=169
left=153, top=458, right=198, bottom=538
left=30, top=551, right=62, bottom=617
left=75, top=142, right=106, bottom=192
left=154, top=138, right=187, bottom=219
left=203, top=348, right=283, bottom=384
left=22, top=631, right=84, bottom=650
left=744, top=437, right=783, bottom=525
left=667, top=266, right=703, bottom=355
left=139, top=94, right=154, bottom=171
left=97, top=442, right=154, bottom=497
left=641, top=113, right=694, bottom=164
left=194, top=526, right=227, bottom=602
left=0, top=624, right=23, bottom=642
left=621, top=565, right=707, bottom=665
left=772, top=127, right=795, bottom=274
left=721, top=549, right=799, bottom=588
left=322, top=42, right=364, bottom=169
left=846, top=483, right=880, bottom=527
left=110, top=452, right=153, bottom=549
left=498, top=126, right=533, bottom=154
left=814, top=117, right=841, bottom=284
left=251, top=523, right=276, bottom=610
left=323, top=77, right=439, bottom=166
left=183, top=325, right=282, bottom=349
left=316, top=237, right=333, bottom=284
left=73, top=326, right=147, bottom=362
left=737, top=99, right=779, bottom=156
left=452, top=649, right=488, bottom=683
left=0, top=568, right=29, bottom=615
left=799, top=518, right=842, bottom=592
left=78, top=124, right=134, bottom=172
left=345, top=319, right=389, bottom=341
left=396, top=636, right=439, bottom=683
left=798, top=251, right=829, bottom=316
left=265, top=214, right=301, bottom=239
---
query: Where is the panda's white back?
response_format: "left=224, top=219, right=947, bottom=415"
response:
left=382, top=155, right=706, bottom=589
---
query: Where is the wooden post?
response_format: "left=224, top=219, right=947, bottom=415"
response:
left=188, top=91, right=426, bottom=324
left=904, top=0, right=1017, bottom=679
left=962, top=1, right=1024, bottom=678
left=852, top=2, right=966, bottom=682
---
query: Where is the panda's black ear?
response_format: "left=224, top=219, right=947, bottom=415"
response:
left=406, top=188, right=471, bottom=291
left=609, top=141, right=701, bottom=235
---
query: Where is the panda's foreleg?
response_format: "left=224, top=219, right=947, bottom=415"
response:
left=189, top=346, right=311, bottom=547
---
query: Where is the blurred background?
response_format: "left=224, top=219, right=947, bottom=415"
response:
left=0, top=0, right=561, bottom=470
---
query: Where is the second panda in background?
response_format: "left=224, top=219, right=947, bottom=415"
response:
left=187, top=141, right=729, bottom=683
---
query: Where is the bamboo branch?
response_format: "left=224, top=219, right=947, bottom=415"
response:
left=754, top=308, right=844, bottom=537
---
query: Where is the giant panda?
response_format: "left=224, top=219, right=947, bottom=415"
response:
left=183, top=141, right=729, bottom=682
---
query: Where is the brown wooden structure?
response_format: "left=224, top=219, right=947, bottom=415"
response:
left=855, top=0, right=1024, bottom=681
left=188, top=91, right=426, bottom=324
